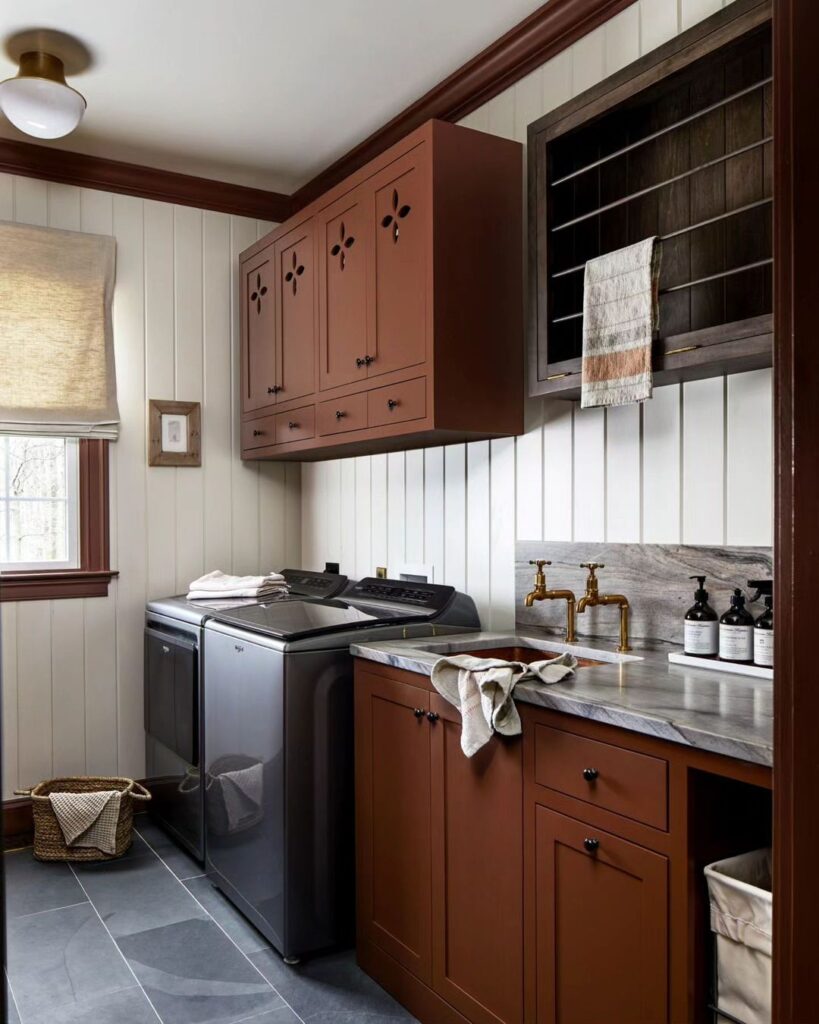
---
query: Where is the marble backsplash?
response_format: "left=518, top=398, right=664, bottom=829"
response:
left=516, top=542, right=773, bottom=647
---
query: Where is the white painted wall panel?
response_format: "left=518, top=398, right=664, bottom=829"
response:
left=606, top=404, right=641, bottom=543
left=643, top=384, right=682, bottom=542
left=727, top=369, right=773, bottom=545
left=683, top=377, right=726, bottom=545
left=0, top=176, right=298, bottom=797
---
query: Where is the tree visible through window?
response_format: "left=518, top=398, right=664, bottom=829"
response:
left=0, top=435, right=79, bottom=570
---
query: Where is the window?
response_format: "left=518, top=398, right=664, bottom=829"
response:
left=0, top=437, right=114, bottom=601
left=0, top=435, right=80, bottom=570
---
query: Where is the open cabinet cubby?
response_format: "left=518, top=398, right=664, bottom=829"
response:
left=528, top=0, right=772, bottom=399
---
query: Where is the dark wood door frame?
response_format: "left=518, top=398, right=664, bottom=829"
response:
left=772, top=2, right=819, bottom=1022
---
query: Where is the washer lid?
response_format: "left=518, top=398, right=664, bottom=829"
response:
left=206, top=597, right=428, bottom=641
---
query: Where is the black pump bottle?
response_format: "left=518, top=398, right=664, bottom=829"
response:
left=684, top=575, right=718, bottom=657
left=719, top=588, right=754, bottom=664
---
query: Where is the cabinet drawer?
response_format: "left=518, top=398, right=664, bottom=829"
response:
left=275, top=405, right=315, bottom=444
left=367, top=377, right=426, bottom=427
left=317, top=392, right=367, bottom=435
left=242, top=414, right=277, bottom=450
left=533, top=724, right=668, bottom=830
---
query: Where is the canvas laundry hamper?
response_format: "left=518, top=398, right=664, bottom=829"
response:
left=705, top=848, right=771, bottom=1024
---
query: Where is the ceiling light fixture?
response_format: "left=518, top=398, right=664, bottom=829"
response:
left=0, top=51, right=86, bottom=139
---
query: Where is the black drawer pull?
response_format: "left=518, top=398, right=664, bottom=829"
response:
left=413, top=707, right=424, bottom=718
left=583, top=837, right=600, bottom=853
left=582, top=767, right=599, bottom=782
left=335, top=410, right=345, bottom=420
left=268, top=385, right=281, bottom=394
left=427, top=711, right=439, bottom=723
left=387, top=399, right=399, bottom=410
left=253, top=429, right=265, bottom=437
left=356, top=357, right=365, bottom=368
left=288, top=421, right=298, bottom=430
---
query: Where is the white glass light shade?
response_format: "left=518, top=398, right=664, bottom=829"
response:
left=0, top=53, right=86, bottom=140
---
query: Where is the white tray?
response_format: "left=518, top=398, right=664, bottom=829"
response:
left=668, top=651, right=773, bottom=680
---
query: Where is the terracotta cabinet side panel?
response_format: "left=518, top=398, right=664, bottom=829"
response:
left=318, top=188, right=370, bottom=391
left=355, top=669, right=433, bottom=986
left=368, top=149, right=430, bottom=379
left=275, top=222, right=316, bottom=404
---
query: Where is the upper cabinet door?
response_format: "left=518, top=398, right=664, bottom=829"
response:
left=368, top=147, right=429, bottom=379
left=318, top=188, right=370, bottom=391
left=241, top=247, right=277, bottom=413
left=275, top=221, right=316, bottom=404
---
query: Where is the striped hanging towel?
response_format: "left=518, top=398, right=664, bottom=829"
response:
left=580, top=237, right=661, bottom=409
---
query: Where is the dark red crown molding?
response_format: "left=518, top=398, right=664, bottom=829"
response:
left=0, top=137, right=294, bottom=222
left=291, top=0, right=634, bottom=208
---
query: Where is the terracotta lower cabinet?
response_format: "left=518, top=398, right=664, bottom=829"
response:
left=240, top=119, right=523, bottom=460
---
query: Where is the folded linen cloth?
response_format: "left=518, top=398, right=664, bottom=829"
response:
left=218, top=763, right=264, bottom=833
left=187, top=585, right=289, bottom=600
left=581, top=237, right=661, bottom=409
left=49, top=790, right=122, bottom=854
left=430, top=653, right=577, bottom=757
left=188, top=570, right=286, bottom=593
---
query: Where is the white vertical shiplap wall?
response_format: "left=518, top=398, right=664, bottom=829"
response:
left=0, top=178, right=301, bottom=798
left=301, top=0, right=772, bottom=629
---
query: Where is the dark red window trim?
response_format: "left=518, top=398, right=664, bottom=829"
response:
left=0, top=438, right=117, bottom=602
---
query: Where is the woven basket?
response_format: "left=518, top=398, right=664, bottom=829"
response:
left=15, top=776, right=151, bottom=862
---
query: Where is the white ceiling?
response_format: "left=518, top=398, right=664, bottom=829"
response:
left=0, top=0, right=545, bottom=194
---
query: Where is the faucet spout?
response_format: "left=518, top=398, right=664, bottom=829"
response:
left=576, top=563, right=632, bottom=652
left=522, top=560, right=577, bottom=643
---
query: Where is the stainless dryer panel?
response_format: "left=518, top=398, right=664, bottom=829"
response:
left=203, top=623, right=354, bottom=958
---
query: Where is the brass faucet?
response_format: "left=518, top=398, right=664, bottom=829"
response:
left=523, top=560, right=578, bottom=643
left=575, top=563, right=631, bottom=652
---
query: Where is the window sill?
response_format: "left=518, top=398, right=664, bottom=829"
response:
left=0, top=569, right=118, bottom=602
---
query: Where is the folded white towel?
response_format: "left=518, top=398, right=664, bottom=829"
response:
left=431, top=653, right=577, bottom=757
left=49, top=790, right=122, bottom=854
left=188, top=570, right=286, bottom=593
left=187, top=584, right=289, bottom=600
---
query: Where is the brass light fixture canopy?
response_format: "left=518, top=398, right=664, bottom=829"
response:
left=0, top=39, right=87, bottom=139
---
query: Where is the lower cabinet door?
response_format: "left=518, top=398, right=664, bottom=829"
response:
left=355, top=670, right=433, bottom=985
left=534, top=806, right=669, bottom=1024
left=429, top=693, right=523, bottom=1024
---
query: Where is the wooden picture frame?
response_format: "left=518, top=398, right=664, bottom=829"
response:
left=148, top=399, right=201, bottom=467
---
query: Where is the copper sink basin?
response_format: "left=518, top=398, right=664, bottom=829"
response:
left=460, top=645, right=601, bottom=668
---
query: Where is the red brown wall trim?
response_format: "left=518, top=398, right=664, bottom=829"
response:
left=0, top=137, right=293, bottom=222
left=292, top=0, right=634, bottom=208
left=773, top=0, right=819, bottom=1021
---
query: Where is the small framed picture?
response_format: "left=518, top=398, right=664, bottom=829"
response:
left=148, top=400, right=201, bottom=466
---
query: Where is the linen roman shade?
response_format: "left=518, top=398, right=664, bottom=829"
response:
left=0, top=220, right=119, bottom=439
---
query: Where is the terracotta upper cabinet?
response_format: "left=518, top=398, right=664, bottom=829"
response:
left=241, top=246, right=277, bottom=413
left=318, top=187, right=369, bottom=391
left=367, top=149, right=428, bottom=379
left=274, top=221, right=315, bottom=405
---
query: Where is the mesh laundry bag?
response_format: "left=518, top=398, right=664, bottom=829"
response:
left=705, top=848, right=772, bottom=1024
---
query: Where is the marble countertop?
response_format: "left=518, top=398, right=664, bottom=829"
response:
left=350, top=631, right=773, bottom=767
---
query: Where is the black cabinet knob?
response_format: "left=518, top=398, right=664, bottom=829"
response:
left=364, top=355, right=374, bottom=365
left=427, top=711, right=439, bottom=723
left=267, top=385, right=282, bottom=394
left=387, top=399, right=398, bottom=410
left=582, top=768, right=599, bottom=782
left=356, top=357, right=366, bottom=368
left=335, top=410, right=345, bottom=420
left=288, top=421, right=298, bottom=430
left=583, top=837, right=600, bottom=853
left=413, top=707, right=424, bottom=718
left=253, top=429, right=265, bottom=437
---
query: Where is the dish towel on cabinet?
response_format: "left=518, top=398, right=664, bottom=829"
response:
left=430, top=653, right=577, bottom=757
left=48, top=790, right=122, bottom=854
left=580, top=237, right=661, bottom=409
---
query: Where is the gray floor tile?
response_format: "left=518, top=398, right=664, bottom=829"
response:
left=118, top=917, right=283, bottom=1024
left=4, top=848, right=87, bottom=919
left=21, top=986, right=160, bottom=1024
left=73, top=841, right=208, bottom=938
left=248, top=949, right=417, bottom=1022
left=241, top=1009, right=302, bottom=1023
left=134, top=817, right=203, bottom=881
left=6, top=902, right=137, bottom=1019
left=6, top=976, right=21, bottom=1024
left=183, top=876, right=270, bottom=955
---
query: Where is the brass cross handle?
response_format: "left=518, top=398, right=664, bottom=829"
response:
left=580, top=562, right=605, bottom=576
left=529, top=559, right=552, bottom=571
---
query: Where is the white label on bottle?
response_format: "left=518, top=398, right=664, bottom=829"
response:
left=684, top=621, right=718, bottom=656
left=754, top=628, right=774, bottom=667
left=719, top=624, right=753, bottom=662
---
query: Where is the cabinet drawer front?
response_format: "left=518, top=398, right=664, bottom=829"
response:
left=317, top=392, right=367, bottom=435
left=275, top=406, right=315, bottom=444
left=242, top=414, right=277, bottom=450
left=367, top=377, right=426, bottom=428
left=533, top=724, right=668, bottom=830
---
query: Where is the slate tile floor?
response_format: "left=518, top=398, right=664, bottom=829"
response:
left=4, top=817, right=418, bottom=1024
